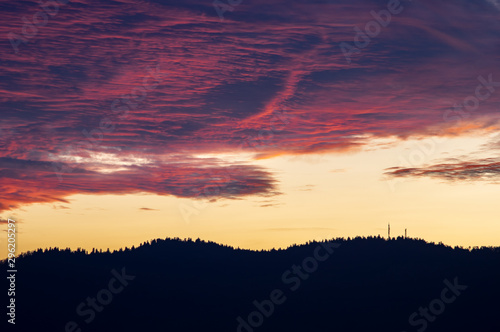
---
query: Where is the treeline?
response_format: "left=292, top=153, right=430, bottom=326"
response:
left=9, top=235, right=500, bottom=263
left=2, top=236, right=499, bottom=331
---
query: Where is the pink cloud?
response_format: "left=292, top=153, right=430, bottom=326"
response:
left=1, top=0, right=500, bottom=210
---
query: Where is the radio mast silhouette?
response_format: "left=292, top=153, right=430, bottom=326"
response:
left=388, top=223, right=390, bottom=240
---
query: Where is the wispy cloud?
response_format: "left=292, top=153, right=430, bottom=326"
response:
left=264, top=227, right=336, bottom=232
left=385, top=157, right=500, bottom=182
left=0, top=156, right=280, bottom=212
left=296, top=184, right=316, bottom=192
left=486, top=0, right=500, bottom=10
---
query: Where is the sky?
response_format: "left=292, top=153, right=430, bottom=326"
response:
left=1, top=0, right=500, bottom=258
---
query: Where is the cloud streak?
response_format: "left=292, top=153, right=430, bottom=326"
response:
left=385, top=158, right=500, bottom=182
left=0, top=156, right=280, bottom=212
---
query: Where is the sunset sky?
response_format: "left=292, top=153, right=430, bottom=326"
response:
left=1, top=0, right=500, bottom=259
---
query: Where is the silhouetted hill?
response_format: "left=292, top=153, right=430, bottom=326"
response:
left=2, top=236, right=500, bottom=331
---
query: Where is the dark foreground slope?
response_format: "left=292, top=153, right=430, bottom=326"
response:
left=2, top=237, right=500, bottom=332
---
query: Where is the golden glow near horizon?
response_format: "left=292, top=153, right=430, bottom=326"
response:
left=1, top=134, right=500, bottom=259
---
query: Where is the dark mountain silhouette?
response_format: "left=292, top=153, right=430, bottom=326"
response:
left=2, top=236, right=499, bottom=331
